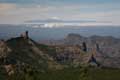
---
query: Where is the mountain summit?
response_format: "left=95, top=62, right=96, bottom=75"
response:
left=0, top=31, right=62, bottom=76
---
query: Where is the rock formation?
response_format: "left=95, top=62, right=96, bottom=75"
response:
left=20, top=31, right=29, bottom=39
left=82, top=42, right=87, bottom=52
left=0, top=40, right=11, bottom=58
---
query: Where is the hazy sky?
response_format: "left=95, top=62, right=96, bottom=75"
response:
left=0, top=0, right=120, bottom=25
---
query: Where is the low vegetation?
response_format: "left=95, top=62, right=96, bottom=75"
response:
left=2, top=66, right=120, bottom=80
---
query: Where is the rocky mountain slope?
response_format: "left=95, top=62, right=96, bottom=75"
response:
left=1, top=32, right=120, bottom=79
left=0, top=32, right=62, bottom=76
left=42, top=33, right=120, bottom=68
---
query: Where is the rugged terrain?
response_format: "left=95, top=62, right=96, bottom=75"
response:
left=41, top=33, right=120, bottom=68
left=0, top=32, right=120, bottom=80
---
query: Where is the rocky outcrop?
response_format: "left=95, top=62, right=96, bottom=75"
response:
left=45, top=33, right=120, bottom=68
left=0, top=32, right=63, bottom=77
left=0, top=40, right=11, bottom=58
left=0, top=40, right=12, bottom=66
left=20, top=31, right=29, bottom=39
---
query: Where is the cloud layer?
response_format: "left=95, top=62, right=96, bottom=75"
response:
left=0, top=0, right=120, bottom=26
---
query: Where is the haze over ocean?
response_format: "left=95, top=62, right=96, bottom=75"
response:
left=0, top=25, right=120, bottom=41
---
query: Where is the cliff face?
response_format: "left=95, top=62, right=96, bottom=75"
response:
left=43, top=33, right=120, bottom=68
left=63, top=34, right=86, bottom=45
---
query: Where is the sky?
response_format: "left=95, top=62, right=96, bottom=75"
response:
left=0, top=0, right=120, bottom=26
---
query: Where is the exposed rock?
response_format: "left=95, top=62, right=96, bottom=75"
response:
left=44, top=33, right=120, bottom=68
left=20, top=31, right=29, bottom=39
left=0, top=40, right=11, bottom=58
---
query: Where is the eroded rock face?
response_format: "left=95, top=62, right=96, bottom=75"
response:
left=44, top=33, right=120, bottom=68
left=4, top=64, right=15, bottom=76
left=0, top=40, right=11, bottom=58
